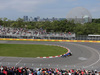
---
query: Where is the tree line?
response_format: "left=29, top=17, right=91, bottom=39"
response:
left=0, top=17, right=100, bottom=35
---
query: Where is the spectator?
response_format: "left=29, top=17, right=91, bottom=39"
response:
left=0, top=66, right=99, bottom=75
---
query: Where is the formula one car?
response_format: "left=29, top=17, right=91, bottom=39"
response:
left=61, top=52, right=72, bottom=57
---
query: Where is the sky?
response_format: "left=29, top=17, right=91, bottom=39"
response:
left=0, top=0, right=100, bottom=20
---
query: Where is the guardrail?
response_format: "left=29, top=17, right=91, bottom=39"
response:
left=0, top=38, right=100, bottom=43
left=0, top=35, right=100, bottom=41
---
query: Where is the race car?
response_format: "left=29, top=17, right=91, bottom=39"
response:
left=61, top=52, right=72, bottom=57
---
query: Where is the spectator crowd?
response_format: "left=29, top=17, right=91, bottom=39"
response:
left=0, top=26, right=75, bottom=39
left=0, top=66, right=100, bottom=75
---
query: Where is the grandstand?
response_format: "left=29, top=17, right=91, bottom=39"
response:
left=0, top=66, right=100, bottom=75
left=0, top=26, right=75, bottom=40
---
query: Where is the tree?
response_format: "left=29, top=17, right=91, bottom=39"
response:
left=3, top=17, right=8, bottom=27
left=74, top=23, right=84, bottom=35
left=16, top=18, right=24, bottom=27
left=0, top=18, right=3, bottom=25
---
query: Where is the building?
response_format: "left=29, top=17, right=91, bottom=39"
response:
left=23, top=16, right=66, bottom=22
left=23, top=16, right=28, bottom=22
left=29, top=17, right=33, bottom=21
left=66, top=7, right=92, bottom=24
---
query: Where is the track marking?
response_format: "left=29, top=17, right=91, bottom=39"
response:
left=36, top=44, right=71, bottom=58
left=0, top=57, right=5, bottom=62
left=15, top=58, right=23, bottom=66
left=0, top=41, right=100, bottom=69
left=64, top=42, right=100, bottom=68
left=78, top=57, right=87, bottom=60
left=84, top=47, right=100, bottom=68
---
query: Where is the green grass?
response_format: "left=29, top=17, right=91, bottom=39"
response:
left=0, top=44, right=67, bottom=57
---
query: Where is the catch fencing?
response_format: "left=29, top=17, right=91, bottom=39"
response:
left=0, top=34, right=100, bottom=41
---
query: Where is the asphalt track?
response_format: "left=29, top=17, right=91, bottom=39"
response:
left=0, top=40, right=100, bottom=70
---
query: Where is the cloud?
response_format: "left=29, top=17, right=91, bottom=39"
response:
left=64, top=0, right=78, bottom=1
left=0, top=0, right=55, bottom=12
left=90, top=7, right=100, bottom=13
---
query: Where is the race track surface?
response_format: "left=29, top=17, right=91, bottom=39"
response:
left=0, top=40, right=100, bottom=70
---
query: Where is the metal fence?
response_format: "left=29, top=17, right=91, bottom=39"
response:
left=0, top=35, right=100, bottom=40
left=76, top=35, right=100, bottom=40
left=0, top=34, right=76, bottom=40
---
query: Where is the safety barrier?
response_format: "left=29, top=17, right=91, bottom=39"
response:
left=0, top=38, right=100, bottom=43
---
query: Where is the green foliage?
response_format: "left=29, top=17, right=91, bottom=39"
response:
left=92, top=18, right=100, bottom=23
left=0, top=17, right=100, bottom=35
left=0, top=18, right=3, bottom=25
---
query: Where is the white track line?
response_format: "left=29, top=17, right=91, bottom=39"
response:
left=0, top=57, right=5, bottom=61
left=15, top=58, right=23, bottom=66
left=65, top=42, right=100, bottom=68
left=84, top=46, right=100, bottom=68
